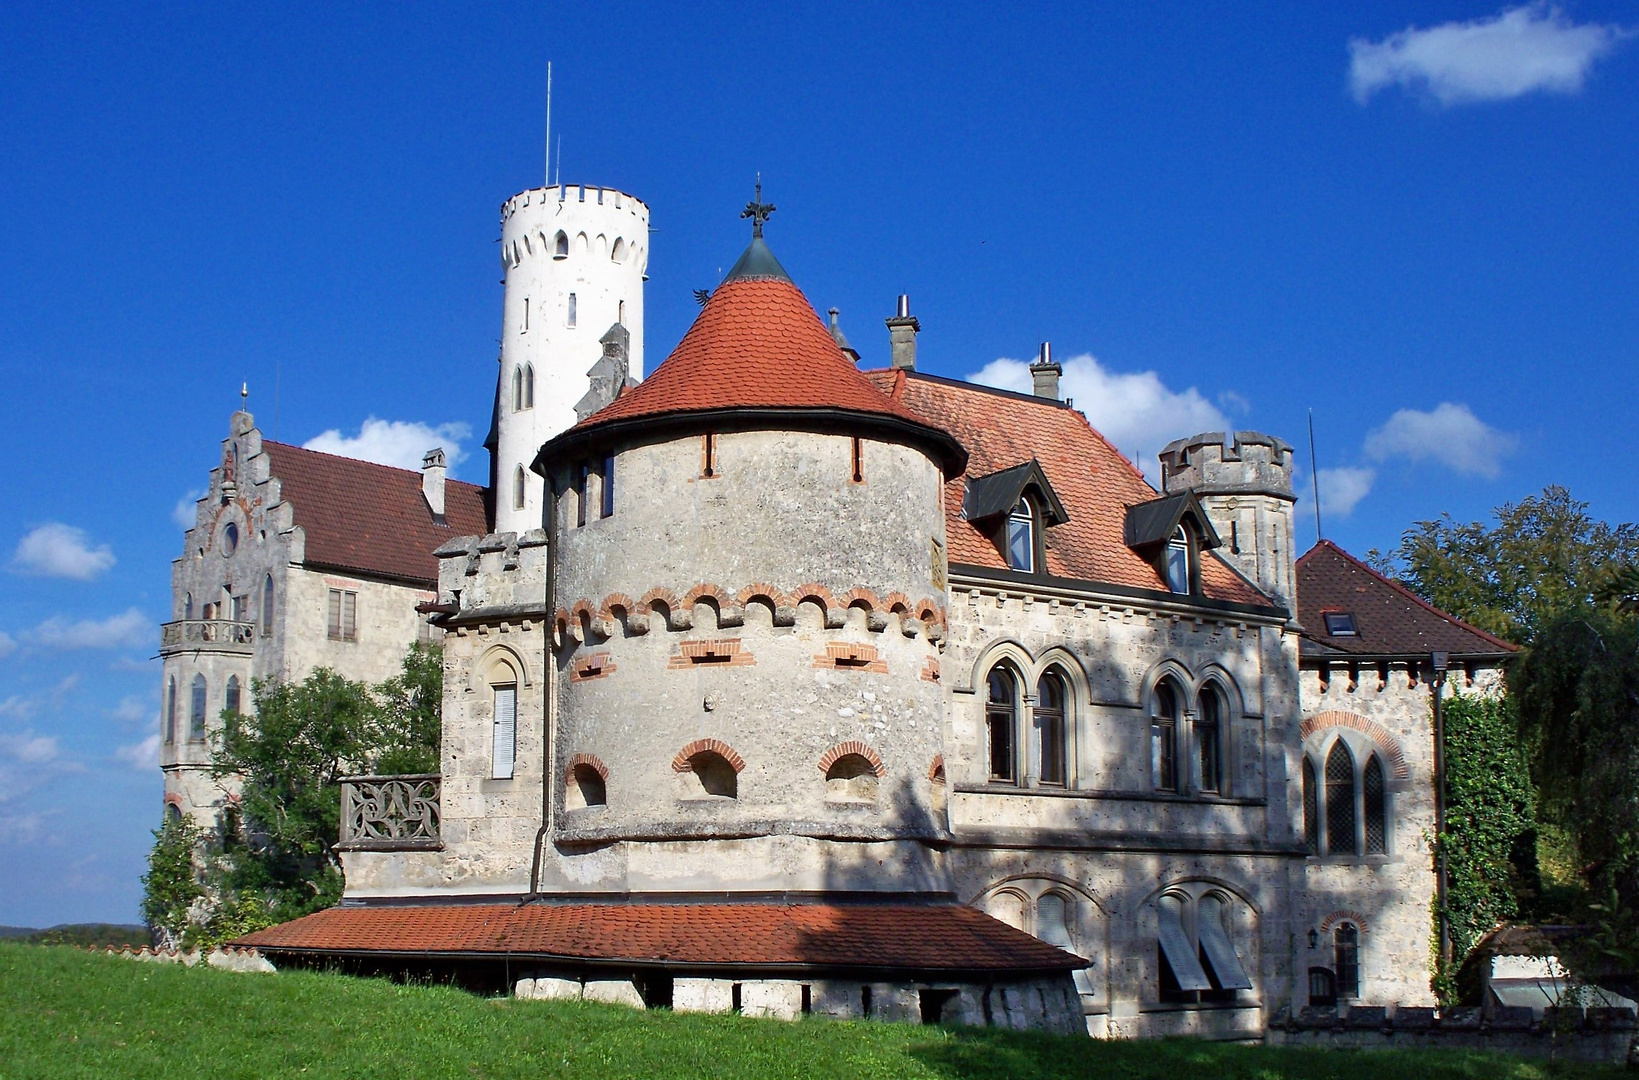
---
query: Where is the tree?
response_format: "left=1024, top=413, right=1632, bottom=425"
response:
left=140, top=815, right=204, bottom=949
left=1370, top=486, right=1639, bottom=645
left=371, top=641, right=443, bottom=775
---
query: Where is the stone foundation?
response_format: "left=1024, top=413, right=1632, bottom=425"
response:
left=1267, top=1004, right=1638, bottom=1066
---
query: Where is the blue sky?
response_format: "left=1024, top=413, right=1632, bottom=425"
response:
left=2, top=3, right=1636, bottom=926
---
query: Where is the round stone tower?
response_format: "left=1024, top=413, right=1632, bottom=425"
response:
left=1158, top=431, right=1297, bottom=612
left=533, top=227, right=967, bottom=896
left=494, top=184, right=649, bottom=533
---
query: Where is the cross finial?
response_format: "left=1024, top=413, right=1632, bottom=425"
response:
left=742, top=174, right=775, bottom=238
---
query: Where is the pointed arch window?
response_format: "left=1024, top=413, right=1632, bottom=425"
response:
left=165, top=677, right=177, bottom=744
left=1197, top=685, right=1224, bottom=794
left=225, top=675, right=241, bottom=717
left=1164, top=525, right=1191, bottom=594
left=522, top=364, right=534, bottom=409
left=1035, top=670, right=1067, bottom=786
left=1363, top=755, right=1387, bottom=855
left=1006, top=498, right=1037, bottom=572
left=261, top=574, right=274, bottom=637
left=1302, top=757, right=1319, bottom=855
left=1325, top=742, right=1357, bottom=856
left=986, top=667, right=1019, bottom=784
left=553, top=230, right=568, bottom=259
left=1151, top=679, right=1182, bottom=792
left=513, top=467, right=527, bottom=511
left=184, top=592, right=194, bottom=620
left=189, top=674, right=207, bottom=741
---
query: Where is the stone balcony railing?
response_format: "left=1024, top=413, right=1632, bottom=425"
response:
left=159, top=619, right=257, bottom=655
left=337, top=774, right=442, bottom=851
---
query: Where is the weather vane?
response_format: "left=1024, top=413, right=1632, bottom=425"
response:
left=741, top=174, right=775, bottom=238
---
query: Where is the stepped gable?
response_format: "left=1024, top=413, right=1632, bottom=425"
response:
left=235, top=901, right=1083, bottom=973
left=262, top=442, right=488, bottom=586
left=544, top=241, right=963, bottom=474
left=1296, top=540, right=1517, bottom=657
left=867, top=370, right=1271, bottom=607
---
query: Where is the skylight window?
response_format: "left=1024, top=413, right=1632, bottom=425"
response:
left=1323, top=612, right=1358, bottom=637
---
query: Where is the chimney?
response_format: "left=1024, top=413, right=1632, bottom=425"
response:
left=1030, top=341, right=1062, bottom=400
left=886, top=294, right=920, bottom=371
left=827, top=308, right=860, bottom=364
left=422, top=448, right=447, bottom=521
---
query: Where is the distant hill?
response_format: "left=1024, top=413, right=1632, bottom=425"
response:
left=1, top=924, right=149, bottom=947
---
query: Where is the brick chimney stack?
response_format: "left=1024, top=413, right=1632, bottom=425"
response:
left=422, top=448, right=447, bottom=521
left=1030, top=341, right=1062, bottom=400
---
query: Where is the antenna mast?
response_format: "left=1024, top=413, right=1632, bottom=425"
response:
left=1308, top=408, right=1323, bottom=544
left=544, top=61, right=552, bottom=186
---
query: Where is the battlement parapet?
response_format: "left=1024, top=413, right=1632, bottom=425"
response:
left=1160, top=430, right=1295, bottom=500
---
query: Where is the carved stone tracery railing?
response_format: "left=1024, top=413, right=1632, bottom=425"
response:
left=159, top=619, right=257, bottom=654
left=338, top=774, right=442, bottom=851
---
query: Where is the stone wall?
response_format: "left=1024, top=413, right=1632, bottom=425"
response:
left=1267, top=1003, right=1637, bottom=1067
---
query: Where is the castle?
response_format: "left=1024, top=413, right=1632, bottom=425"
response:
left=163, top=177, right=1515, bottom=1036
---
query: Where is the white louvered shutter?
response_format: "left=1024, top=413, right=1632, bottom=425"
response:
left=491, top=686, right=516, bottom=779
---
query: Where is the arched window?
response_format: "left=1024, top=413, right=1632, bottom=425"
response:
left=986, top=667, right=1019, bottom=784
left=567, top=763, right=606, bottom=808
left=1006, top=498, right=1036, bottom=572
left=224, top=675, right=241, bottom=717
left=523, top=364, right=534, bottom=408
left=513, top=365, right=524, bottom=409
left=1302, top=757, right=1319, bottom=855
left=164, top=677, right=177, bottom=744
left=491, top=682, right=516, bottom=780
left=1036, top=892, right=1073, bottom=949
left=1363, top=755, right=1387, bottom=855
left=189, top=674, right=207, bottom=741
left=166, top=803, right=183, bottom=824
left=1035, top=671, right=1067, bottom=786
left=261, top=574, right=275, bottom=637
left=553, top=230, right=568, bottom=258
left=825, top=754, right=879, bottom=801
left=1152, top=679, right=1182, bottom=792
left=184, top=592, right=194, bottom=620
left=1334, top=923, right=1360, bottom=998
left=1325, top=741, right=1357, bottom=856
left=513, top=466, right=527, bottom=511
left=1196, top=685, right=1224, bottom=794
left=1165, top=526, right=1191, bottom=594
left=611, top=236, right=626, bottom=263
left=683, top=751, right=737, bottom=798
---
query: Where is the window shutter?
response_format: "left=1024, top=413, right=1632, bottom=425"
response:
left=492, top=686, right=516, bottom=780
left=327, top=589, right=341, bottom=638
left=1157, top=897, right=1212, bottom=992
left=343, top=591, right=357, bottom=640
left=1196, top=898, right=1254, bottom=991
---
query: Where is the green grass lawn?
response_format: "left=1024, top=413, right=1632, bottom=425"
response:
left=0, top=943, right=1618, bottom=1080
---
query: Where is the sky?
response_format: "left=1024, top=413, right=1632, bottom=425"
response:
left=2, top=2, right=1636, bottom=927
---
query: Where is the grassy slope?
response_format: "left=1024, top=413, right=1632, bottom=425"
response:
left=0, top=944, right=1616, bottom=1080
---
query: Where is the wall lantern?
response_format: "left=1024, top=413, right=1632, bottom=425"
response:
left=1307, top=929, right=1319, bottom=950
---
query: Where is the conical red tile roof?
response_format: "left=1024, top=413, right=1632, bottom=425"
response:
left=541, top=268, right=963, bottom=473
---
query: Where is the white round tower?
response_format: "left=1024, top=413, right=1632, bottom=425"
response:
left=494, top=184, right=649, bottom=533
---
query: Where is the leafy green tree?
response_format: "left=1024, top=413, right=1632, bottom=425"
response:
left=140, top=816, right=204, bottom=949
left=371, top=641, right=443, bottom=775
left=1370, top=486, right=1639, bottom=645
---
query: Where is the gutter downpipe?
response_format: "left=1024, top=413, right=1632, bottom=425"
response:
left=1431, top=651, right=1451, bottom=980
left=526, top=481, right=559, bottom=901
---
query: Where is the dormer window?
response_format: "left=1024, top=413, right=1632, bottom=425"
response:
left=1007, top=498, right=1036, bottom=572
left=1164, top=526, right=1191, bottom=594
left=1322, top=611, right=1358, bottom=636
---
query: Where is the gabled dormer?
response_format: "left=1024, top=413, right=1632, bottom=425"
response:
left=962, top=459, right=1069, bottom=575
left=1124, top=491, right=1222, bottom=596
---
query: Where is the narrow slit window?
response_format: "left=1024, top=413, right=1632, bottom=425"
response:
left=261, top=574, right=274, bottom=637
left=1325, top=741, right=1357, bottom=856
left=189, top=674, right=207, bottom=740
left=702, top=433, right=717, bottom=478
left=522, top=296, right=529, bottom=333
left=1302, top=757, right=1319, bottom=855
left=1197, top=688, right=1222, bottom=794
left=513, top=467, right=527, bottom=511
left=601, top=455, right=615, bottom=518
left=850, top=437, right=864, bottom=483
left=165, top=677, right=177, bottom=744
left=576, top=465, right=590, bottom=527
left=1363, top=755, right=1387, bottom=854
left=566, top=292, right=577, bottom=327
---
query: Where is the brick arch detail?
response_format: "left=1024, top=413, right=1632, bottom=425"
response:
left=565, top=753, right=610, bottom=783
left=880, top=591, right=911, bottom=613
left=816, top=740, right=886, bottom=777
left=638, top=587, right=681, bottom=614
left=1319, top=909, right=1371, bottom=933
left=736, top=582, right=786, bottom=608
left=1300, top=710, right=1410, bottom=780
left=841, top=587, right=881, bottom=611
left=671, top=738, right=745, bottom=774
left=928, top=754, right=946, bottom=783
left=789, top=582, right=838, bottom=609
left=684, top=583, right=733, bottom=608
left=598, top=593, right=637, bottom=621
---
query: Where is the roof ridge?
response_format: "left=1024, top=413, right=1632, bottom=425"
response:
left=262, top=440, right=485, bottom=490
left=1300, top=539, right=1518, bottom=652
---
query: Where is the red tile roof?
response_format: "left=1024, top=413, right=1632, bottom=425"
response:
left=555, top=276, right=957, bottom=464
left=262, top=442, right=489, bottom=586
left=235, top=901, right=1083, bottom=973
left=1296, top=540, right=1517, bottom=657
left=868, top=371, right=1272, bottom=606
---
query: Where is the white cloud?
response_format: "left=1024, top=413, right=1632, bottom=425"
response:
left=0, top=631, right=14, bottom=660
left=1316, top=467, right=1377, bottom=519
left=172, top=490, right=204, bottom=531
left=10, top=523, right=115, bottom=582
left=0, top=696, right=35, bottom=720
left=968, top=353, right=1229, bottom=480
left=1364, top=402, right=1516, bottom=478
left=113, top=733, right=161, bottom=772
left=29, top=608, right=153, bottom=651
left=111, top=695, right=151, bottom=725
left=304, top=417, right=471, bottom=473
left=1349, top=4, right=1631, bottom=106
left=0, top=731, right=60, bottom=765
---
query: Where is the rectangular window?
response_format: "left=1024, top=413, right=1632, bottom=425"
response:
left=566, top=292, right=577, bottom=327
left=523, top=296, right=529, bottom=333
left=702, top=433, right=717, bottom=479
left=230, top=594, right=246, bottom=622
left=327, top=589, right=357, bottom=641
left=601, top=455, right=615, bottom=518
left=576, top=465, right=590, bottom=528
left=1152, top=717, right=1176, bottom=792
left=492, top=685, right=517, bottom=780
